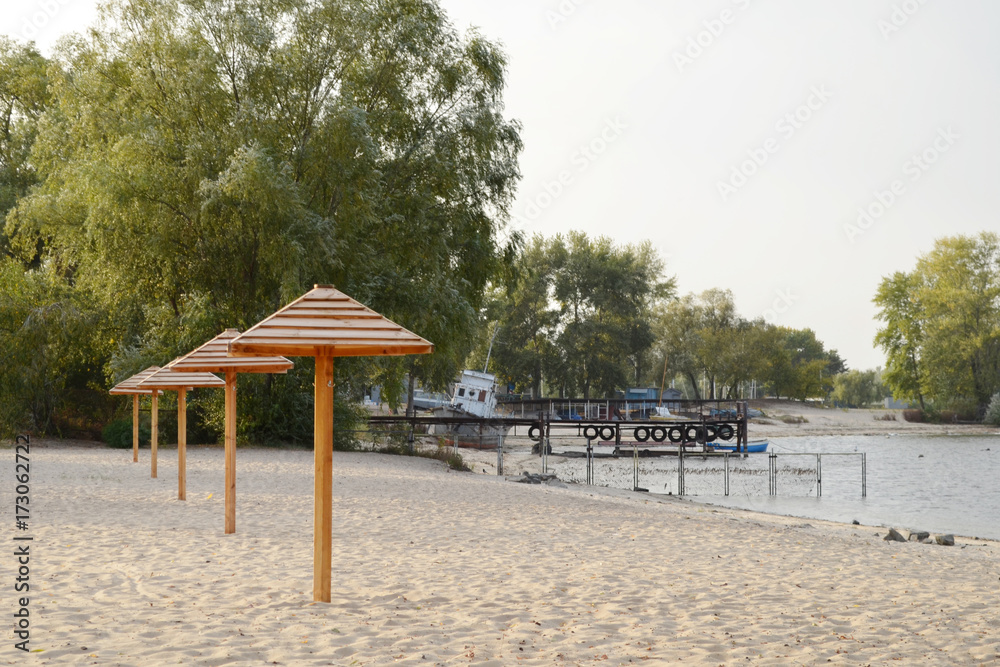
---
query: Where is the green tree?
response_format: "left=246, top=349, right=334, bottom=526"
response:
left=0, top=259, right=106, bottom=437
left=875, top=233, right=1000, bottom=412
left=549, top=232, right=672, bottom=398
left=764, top=328, right=841, bottom=401
left=482, top=232, right=673, bottom=399
left=478, top=235, right=559, bottom=398
left=831, top=369, right=886, bottom=408
left=874, top=271, right=926, bottom=409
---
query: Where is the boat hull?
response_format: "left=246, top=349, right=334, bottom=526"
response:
left=709, top=440, right=768, bottom=453
left=429, top=406, right=512, bottom=447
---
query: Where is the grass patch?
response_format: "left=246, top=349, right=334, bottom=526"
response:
left=873, top=412, right=897, bottom=422
left=371, top=442, right=471, bottom=472
left=778, top=415, right=808, bottom=425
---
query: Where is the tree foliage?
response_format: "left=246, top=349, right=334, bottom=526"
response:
left=831, top=368, right=886, bottom=408
left=652, top=290, right=842, bottom=401
left=875, top=232, right=1000, bottom=413
left=0, top=259, right=107, bottom=438
left=480, top=232, right=674, bottom=399
left=1, top=0, right=522, bottom=439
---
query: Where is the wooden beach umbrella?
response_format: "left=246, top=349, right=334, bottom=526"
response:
left=168, top=329, right=293, bottom=533
left=228, top=285, right=434, bottom=602
left=138, top=367, right=226, bottom=499
left=109, top=367, right=163, bottom=464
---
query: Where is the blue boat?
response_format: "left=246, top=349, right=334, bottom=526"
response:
left=709, top=440, right=769, bottom=453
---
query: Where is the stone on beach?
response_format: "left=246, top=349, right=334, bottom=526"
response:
left=884, top=528, right=907, bottom=542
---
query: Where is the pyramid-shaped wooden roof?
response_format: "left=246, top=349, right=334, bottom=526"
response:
left=109, top=366, right=164, bottom=395
left=228, top=285, right=435, bottom=358
left=169, top=329, right=293, bottom=374
left=138, top=366, right=226, bottom=390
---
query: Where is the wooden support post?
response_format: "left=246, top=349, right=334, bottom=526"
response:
left=225, top=370, right=237, bottom=534
left=132, top=395, right=139, bottom=463
left=314, top=354, right=334, bottom=602
left=178, top=388, right=187, bottom=501
left=151, top=392, right=159, bottom=478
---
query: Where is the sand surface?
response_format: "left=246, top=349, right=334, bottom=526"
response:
left=742, top=400, right=995, bottom=438
left=3, top=442, right=999, bottom=666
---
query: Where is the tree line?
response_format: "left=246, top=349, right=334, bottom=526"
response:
left=475, top=232, right=847, bottom=403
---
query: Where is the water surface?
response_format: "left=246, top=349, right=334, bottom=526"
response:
left=550, top=434, right=1000, bottom=540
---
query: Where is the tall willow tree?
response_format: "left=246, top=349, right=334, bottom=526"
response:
left=6, top=0, right=521, bottom=437
left=875, top=232, right=1000, bottom=413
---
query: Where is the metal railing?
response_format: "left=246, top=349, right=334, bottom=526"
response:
left=768, top=452, right=867, bottom=498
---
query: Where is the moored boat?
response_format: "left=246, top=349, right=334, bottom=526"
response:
left=429, top=370, right=512, bottom=445
left=708, top=440, right=769, bottom=453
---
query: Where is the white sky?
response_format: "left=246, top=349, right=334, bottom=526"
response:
left=6, top=0, right=1000, bottom=370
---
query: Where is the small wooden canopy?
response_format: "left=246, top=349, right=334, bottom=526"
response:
left=164, top=329, right=291, bottom=534
left=170, top=329, right=293, bottom=374
left=138, top=367, right=227, bottom=390
left=227, top=285, right=434, bottom=358
left=109, top=366, right=164, bottom=395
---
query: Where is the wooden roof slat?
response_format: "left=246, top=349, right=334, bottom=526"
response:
left=233, top=328, right=419, bottom=341
left=254, top=319, right=406, bottom=331
left=281, top=310, right=391, bottom=321
left=229, top=343, right=431, bottom=357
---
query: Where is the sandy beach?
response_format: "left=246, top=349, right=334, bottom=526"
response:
left=741, top=401, right=996, bottom=439
left=3, top=440, right=998, bottom=666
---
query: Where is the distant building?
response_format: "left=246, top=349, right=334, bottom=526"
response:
left=625, top=387, right=683, bottom=401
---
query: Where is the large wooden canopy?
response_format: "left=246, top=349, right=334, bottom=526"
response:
left=228, top=285, right=433, bottom=602
left=227, top=286, right=435, bottom=357
left=138, top=367, right=225, bottom=495
left=109, top=366, right=163, bottom=464
left=168, top=329, right=293, bottom=533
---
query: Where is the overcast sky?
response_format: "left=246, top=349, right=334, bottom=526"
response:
left=6, top=0, right=1000, bottom=370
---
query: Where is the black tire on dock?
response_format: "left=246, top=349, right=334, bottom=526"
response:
left=651, top=426, right=667, bottom=443
left=528, top=425, right=541, bottom=441
left=583, top=425, right=599, bottom=440
left=600, top=425, right=616, bottom=441
left=685, top=424, right=701, bottom=442
left=634, top=426, right=650, bottom=442
left=718, top=424, right=735, bottom=441
left=667, top=426, right=684, bottom=443
left=704, top=425, right=718, bottom=442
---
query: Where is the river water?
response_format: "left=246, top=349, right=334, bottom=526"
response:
left=547, top=434, right=1000, bottom=541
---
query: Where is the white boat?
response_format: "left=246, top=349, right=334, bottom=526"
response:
left=430, top=370, right=512, bottom=446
